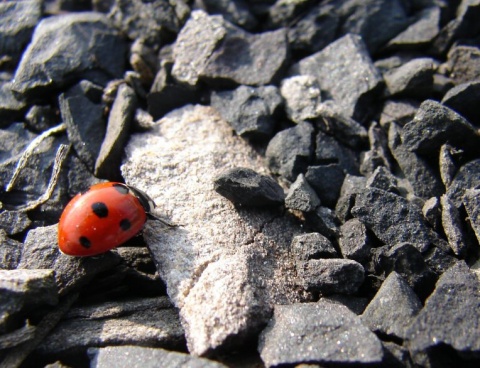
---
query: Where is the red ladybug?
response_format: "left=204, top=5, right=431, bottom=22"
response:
left=58, top=182, right=157, bottom=256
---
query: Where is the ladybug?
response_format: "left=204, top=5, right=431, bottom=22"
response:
left=58, top=182, right=159, bottom=256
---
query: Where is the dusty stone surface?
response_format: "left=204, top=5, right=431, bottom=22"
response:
left=122, top=105, right=308, bottom=355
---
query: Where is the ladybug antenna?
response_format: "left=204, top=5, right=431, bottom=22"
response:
left=147, top=213, right=177, bottom=227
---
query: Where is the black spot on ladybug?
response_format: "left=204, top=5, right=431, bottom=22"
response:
left=120, top=218, right=132, bottom=231
left=113, top=183, right=129, bottom=195
left=92, top=202, right=109, bottom=218
left=79, top=236, right=91, bottom=248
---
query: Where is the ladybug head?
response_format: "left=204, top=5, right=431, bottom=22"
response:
left=127, top=185, right=156, bottom=214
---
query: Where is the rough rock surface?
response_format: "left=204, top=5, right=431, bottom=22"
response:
left=122, top=105, right=307, bottom=355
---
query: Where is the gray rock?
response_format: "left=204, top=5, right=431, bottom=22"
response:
left=446, top=159, right=480, bottom=208
left=291, top=232, right=338, bottom=262
left=385, top=7, right=441, bottom=51
left=285, top=174, right=321, bottom=212
left=352, top=188, right=444, bottom=253
left=335, top=174, right=366, bottom=223
left=422, top=196, right=442, bottom=232
left=384, top=58, right=438, bottom=98
left=324, top=294, right=369, bottom=315
left=338, top=218, right=370, bottom=263
left=95, top=83, right=137, bottom=180
left=316, top=131, right=360, bottom=175
left=305, top=206, right=340, bottom=238
left=280, top=75, right=322, bottom=123
left=129, top=38, right=157, bottom=86
left=406, top=262, right=480, bottom=364
left=266, top=0, right=314, bottom=27
left=366, top=166, right=399, bottom=194
left=388, top=123, right=444, bottom=199
left=0, top=210, right=31, bottom=235
left=382, top=341, right=415, bottom=368
left=25, top=105, right=58, bottom=133
left=442, top=80, right=480, bottom=126
left=89, top=345, right=227, bottom=368
left=441, top=194, right=467, bottom=256
left=200, top=0, right=257, bottom=31
left=258, top=301, right=383, bottom=367
left=439, top=143, right=461, bottom=188
left=300, top=258, right=365, bottom=294
left=289, top=34, right=383, bottom=121
left=0, top=82, right=27, bottom=124
left=446, top=45, right=480, bottom=85
left=12, top=12, right=126, bottom=99
left=108, top=0, right=187, bottom=48
left=17, top=224, right=121, bottom=296
left=305, top=164, right=345, bottom=208
left=463, top=189, right=480, bottom=244
left=423, top=246, right=458, bottom=277
left=213, top=167, right=285, bottom=206
left=266, top=121, right=314, bottom=182
left=379, top=99, right=419, bottom=129
left=211, top=85, right=281, bottom=139
left=172, top=10, right=288, bottom=87
left=402, top=100, right=480, bottom=155
left=359, top=122, right=391, bottom=176
left=361, top=272, right=422, bottom=340
left=36, top=297, right=184, bottom=355
left=0, top=322, right=36, bottom=350
left=0, top=230, right=22, bottom=270
left=122, top=105, right=308, bottom=355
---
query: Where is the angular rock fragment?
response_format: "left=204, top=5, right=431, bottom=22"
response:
left=360, top=122, right=391, bottom=176
left=285, top=174, right=320, bottom=212
left=0, top=230, right=22, bottom=270
left=25, top=105, right=58, bottom=133
left=423, top=247, right=458, bottom=277
left=291, top=232, right=337, bottom=262
left=406, top=262, right=480, bottom=365
left=211, top=85, right=282, bottom=139
left=289, top=34, right=383, bottom=121
left=422, top=197, right=442, bottom=232
left=361, top=272, right=422, bottom=340
left=441, top=194, right=467, bottom=256
left=463, top=189, right=480, bottom=244
left=258, top=301, right=383, bottom=367
left=266, top=122, right=314, bottom=181
left=280, top=75, right=322, bottom=123
left=0, top=322, right=36, bottom=350
left=379, top=99, right=419, bottom=129
left=352, top=188, right=444, bottom=253
left=213, top=167, right=285, bottom=206
left=12, top=12, right=126, bottom=99
left=0, top=210, right=31, bottom=235
left=402, top=100, right=480, bottom=155
left=316, top=131, right=359, bottom=175
left=172, top=10, right=288, bottom=87
left=338, top=218, right=370, bottom=263
left=335, top=174, right=366, bottom=223
left=89, top=345, right=227, bottom=368
left=200, top=0, right=257, bottom=31
left=366, top=166, right=399, bottom=194
left=305, top=164, right=345, bottom=208
left=305, top=206, right=340, bottom=238
left=439, top=143, right=461, bottom=188
left=0, top=82, right=27, bottom=124
left=446, top=159, right=480, bottom=208
left=446, top=45, right=480, bottom=85
left=442, top=80, right=480, bottom=126
left=384, top=58, right=438, bottom=98
left=300, top=258, right=365, bottom=294
left=324, top=294, right=369, bottom=315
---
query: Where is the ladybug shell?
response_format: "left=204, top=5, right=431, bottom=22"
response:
left=58, top=182, right=149, bottom=256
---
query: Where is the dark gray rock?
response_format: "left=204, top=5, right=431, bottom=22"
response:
left=0, top=269, right=58, bottom=321
left=25, top=105, right=58, bottom=133
left=373, top=243, right=438, bottom=301
left=0, top=322, right=36, bottom=350
left=266, top=0, right=315, bottom=27
left=17, top=225, right=121, bottom=296
left=291, top=232, right=338, bottom=262
left=324, top=294, right=369, bottom=315
left=199, top=0, right=257, bottom=31
left=379, top=99, right=419, bottom=129
left=89, top=345, right=227, bottom=368
left=266, top=122, right=314, bottom=181
left=442, top=80, right=480, bottom=126
left=388, top=123, right=444, bottom=199
left=95, top=83, right=137, bottom=180
left=285, top=174, right=321, bottom=212
left=258, top=301, right=383, bottom=367
left=359, top=122, right=391, bottom=176
left=402, top=99, right=480, bottom=155
left=366, top=166, right=399, bottom=194
left=422, top=196, right=442, bottom=232
left=385, top=6, right=441, bottom=51
left=0, top=210, right=31, bottom=235
left=300, top=258, right=365, bottom=294
left=60, top=82, right=106, bottom=172
left=36, top=297, right=185, bottom=355
left=287, top=2, right=339, bottom=54
left=382, top=341, right=415, bottom=368
left=289, top=34, right=383, bottom=121
left=129, top=38, right=158, bottom=86
left=439, top=143, right=461, bottom=188
left=213, top=167, right=285, bottom=206
left=446, top=45, right=480, bottom=85
left=305, top=164, right=345, bottom=208
left=312, top=103, right=368, bottom=150
left=305, top=206, right=340, bottom=238
left=172, top=10, right=289, bottom=87
left=12, top=12, right=126, bottom=99
left=109, top=0, right=187, bottom=47
left=352, top=188, right=445, bottom=253
left=335, top=174, right=366, bottom=223
left=361, top=272, right=422, bottom=340
left=446, top=159, right=480, bottom=208
left=211, top=85, right=281, bottom=139
left=280, top=75, right=322, bottom=123
left=441, top=194, right=467, bottom=256
left=0, top=0, right=42, bottom=62
left=0, top=230, right=22, bottom=270
left=406, top=262, right=480, bottom=364
left=338, top=218, right=370, bottom=263
left=0, top=82, right=27, bottom=124
left=316, top=130, right=360, bottom=175
left=423, top=246, right=458, bottom=277
left=384, top=58, right=438, bottom=98
left=463, top=188, right=480, bottom=243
